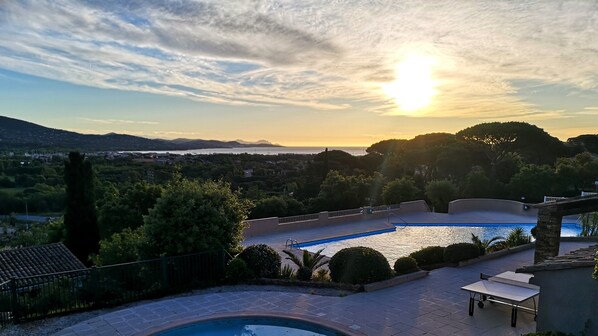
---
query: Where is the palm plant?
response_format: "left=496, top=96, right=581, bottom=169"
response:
left=470, top=233, right=504, bottom=254
left=580, top=212, right=598, bottom=237
left=505, top=227, right=531, bottom=247
left=282, top=248, right=329, bottom=281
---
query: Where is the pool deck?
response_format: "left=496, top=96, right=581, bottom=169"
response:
left=243, top=210, right=578, bottom=252
left=54, top=241, right=593, bottom=336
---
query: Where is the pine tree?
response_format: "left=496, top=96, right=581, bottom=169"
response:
left=64, top=152, right=99, bottom=264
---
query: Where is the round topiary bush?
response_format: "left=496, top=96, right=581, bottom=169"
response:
left=225, top=257, right=255, bottom=283
left=443, top=243, right=481, bottom=263
left=237, top=244, right=281, bottom=278
left=393, top=256, right=419, bottom=275
left=329, top=246, right=392, bottom=284
left=409, top=246, right=445, bottom=267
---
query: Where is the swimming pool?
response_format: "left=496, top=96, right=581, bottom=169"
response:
left=300, top=223, right=581, bottom=263
left=155, top=316, right=349, bottom=336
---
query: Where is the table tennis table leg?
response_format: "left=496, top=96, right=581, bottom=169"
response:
left=511, top=307, right=517, bottom=327
left=469, top=296, right=475, bottom=316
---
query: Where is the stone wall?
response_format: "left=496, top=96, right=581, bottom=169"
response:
left=448, top=198, right=537, bottom=216
left=534, top=206, right=563, bottom=263
left=531, top=267, right=597, bottom=335
left=243, top=200, right=430, bottom=238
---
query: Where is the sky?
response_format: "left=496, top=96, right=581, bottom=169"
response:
left=0, top=0, right=597, bottom=146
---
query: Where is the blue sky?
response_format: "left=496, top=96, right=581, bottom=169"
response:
left=0, top=1, right=597, bottom=146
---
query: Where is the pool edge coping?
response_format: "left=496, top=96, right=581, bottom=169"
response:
left=138, top=312, right=367, bottom=336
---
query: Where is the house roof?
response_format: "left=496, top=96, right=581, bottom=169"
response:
left=0, top=243, right=86, bottom=283
left=518, top=244, right=597, bottom=273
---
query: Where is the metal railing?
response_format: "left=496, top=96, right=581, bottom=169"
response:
left=278, top=213, right=319, bottom=224
left=328, top=208, right=362, bottom=218
left=0, top=249, right=226, bottom=326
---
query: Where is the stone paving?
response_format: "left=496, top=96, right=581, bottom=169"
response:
left=53, top=242, right=592, bottom=336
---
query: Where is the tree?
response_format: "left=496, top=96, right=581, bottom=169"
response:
left=382, top=177, right=420, bottom=204
left=250, top=196, right=289, bottom=219
left=460, top=166, right=492, bottom=198
left=98, top=182, right=162, bottom=239
left=309, top=171, right=373, bottom=212
left=508, top=164, right=556, bottom=203
left=143, top=178, right=251, bottom=257
left=64, top=152, right=99, bottom=264
left=93, top=227, right=144, bottom=266
left=425, top=179, right=457, bottom=213
left=456, top=122, right=565, bottom=179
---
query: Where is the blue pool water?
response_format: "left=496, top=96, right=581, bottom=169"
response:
left=156, top=317, right=347, bottom=336
left=300, top=223, right=581, bottom=263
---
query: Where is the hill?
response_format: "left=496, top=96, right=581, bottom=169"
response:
left=0, top=116, right=278, bottom=152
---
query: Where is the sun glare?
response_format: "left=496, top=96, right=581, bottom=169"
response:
left=383, top=53, right=437, bottom=112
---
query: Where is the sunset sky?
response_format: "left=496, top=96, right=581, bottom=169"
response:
left=1, top=1, right=597, bottom=146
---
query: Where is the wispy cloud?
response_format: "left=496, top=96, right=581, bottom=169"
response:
left=80, top=118, right=158, bottom=125
left=0, top=0, right=597, bottom=118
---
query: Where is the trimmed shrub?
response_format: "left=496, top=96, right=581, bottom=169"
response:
left=393, top=257, right=419, bottom=275
left=225, top=258, right=254, bottom=283
left=329, top=246, right=392, bottom=284
left=237, top=244, right=281, bottom=278
left=409, top=246, right=445, bottom=267
left=443, top=243, right=481, bottom=263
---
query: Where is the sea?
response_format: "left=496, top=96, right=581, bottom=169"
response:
left=133, top=146, right=368, bottom=156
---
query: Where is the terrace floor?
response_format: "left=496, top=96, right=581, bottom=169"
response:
left=53, top=241, right=592, bottom=336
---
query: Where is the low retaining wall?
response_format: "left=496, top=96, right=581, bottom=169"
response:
left=244, top=200, right=430, bottom=238
left=448, top=198, right=538, bottom=217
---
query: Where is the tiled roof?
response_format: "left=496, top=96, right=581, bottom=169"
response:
left=0, top=243, right=86, bottom=283
left=518, top=244, right=597, bottom=273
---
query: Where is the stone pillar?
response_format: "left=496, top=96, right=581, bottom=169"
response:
left=534, top=206, right=563, bottom=264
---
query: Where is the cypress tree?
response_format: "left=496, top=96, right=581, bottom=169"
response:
left=64, top=152, right=99, bottom=264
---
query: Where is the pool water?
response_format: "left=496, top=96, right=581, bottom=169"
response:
left=300, top=223, right=581, bottom=263
left=156, top=317, right=347, bottom=336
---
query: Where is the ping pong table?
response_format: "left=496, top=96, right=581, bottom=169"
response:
left=461, top=271, right=539, bottom=327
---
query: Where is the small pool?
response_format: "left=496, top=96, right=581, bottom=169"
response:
left=300, top=223, right=581, bottom=263
left=155, top=316, right=348, bottom=336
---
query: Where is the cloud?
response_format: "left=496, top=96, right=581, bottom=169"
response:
left=80, top=118, right=158, bottom=125
left=0, top=0, right=597, bottom=118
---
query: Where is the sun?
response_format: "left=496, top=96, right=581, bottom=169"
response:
left=383, top=53, right=437, bottom=112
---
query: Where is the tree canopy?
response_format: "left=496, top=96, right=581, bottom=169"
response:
left=143, top=178, right=251, bottom=257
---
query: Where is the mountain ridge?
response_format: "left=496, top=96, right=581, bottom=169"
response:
left=0, top=116, right=280, bottom=152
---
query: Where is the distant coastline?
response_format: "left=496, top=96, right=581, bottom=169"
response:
left=127, top=146, right=368, bottom=156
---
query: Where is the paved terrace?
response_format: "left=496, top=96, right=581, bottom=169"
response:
left=54, top=242, right=592, bottom=336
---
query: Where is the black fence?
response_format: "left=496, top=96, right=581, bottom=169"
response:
left=0, top=249, right=226, bottom=326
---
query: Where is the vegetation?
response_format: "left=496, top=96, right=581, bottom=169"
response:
left=143, top=178, right=251, bottom=257
left=93, top=227, right=144, bottom=266
left=328, top=246, right=392, bottom=284
left=382, top=177, right=420, bottom=204
left=443, top=243, right=481, bottom=263
left=409, top=246, right=446, bottom=267
left=225, top=258, right=254, bottom=283
left=424, top=180, right=457, bottom=212
left=282, top=248, right=328, bottom=281
left=63, top=152, right=100, bottom=264
left=594, top=251, right=597, bottom=280
left=236, top=244, right=281, bottom=278
left=280, top=264, right=295, bottom=280
left=579, top=212, right=598, bottom=237
left=505, top=227, right=531, bottom=247
left=470, top=233, right=504, bottom=255
left=393, top=257, right=419, bottom=275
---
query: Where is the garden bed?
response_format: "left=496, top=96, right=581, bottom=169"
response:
left=249, top=269, right=429, bottom=293
left=457, top=242, right=536, bottom=267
